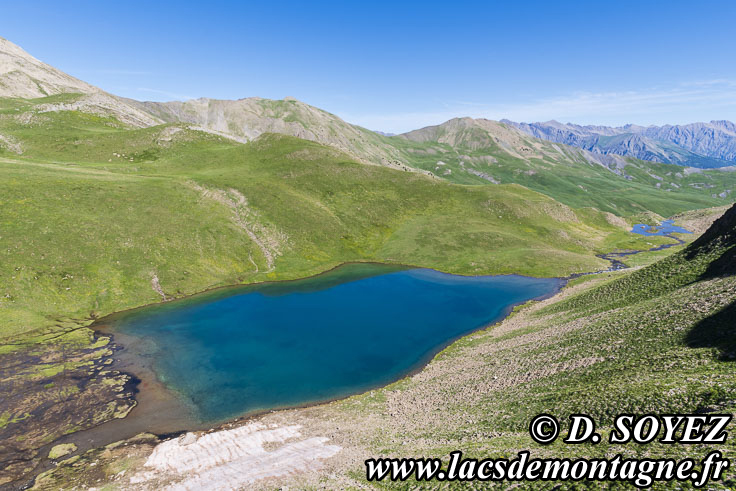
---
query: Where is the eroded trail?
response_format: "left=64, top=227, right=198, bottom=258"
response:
left=188, top=182, right=286, bottom=272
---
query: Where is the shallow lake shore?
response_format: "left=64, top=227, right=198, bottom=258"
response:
left=28, top=273, right=616, bottom=489
left=2, top=236, right=685, bottom=489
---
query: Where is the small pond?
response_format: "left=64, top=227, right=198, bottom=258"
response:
left=631, top=220, right=692, bottom=236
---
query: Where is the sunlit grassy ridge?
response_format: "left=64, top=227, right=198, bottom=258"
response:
left=4, top=94, right=736, bottom=218
left=125, top=95, right=736, bottom=216
left=1, top=99, right=675, bottom=340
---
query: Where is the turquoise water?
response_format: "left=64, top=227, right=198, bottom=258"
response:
left=631, top=220, right=691, bottom=236
left=110, top=264, right=562, bottom=424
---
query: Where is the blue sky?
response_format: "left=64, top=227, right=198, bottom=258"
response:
left=2, top=1, right=735, bottom=133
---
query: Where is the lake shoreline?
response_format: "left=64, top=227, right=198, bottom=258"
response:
left=91, top=265, right=567, bottom=426
left=90, top=259, right=575, bottom=327
left=50, top=235, right=686, bottom=444
left=89, top=229, right=689, bottom=329
left=11, top=236, right=685, bottom=489
left=31, top=266, right=564, bottom=467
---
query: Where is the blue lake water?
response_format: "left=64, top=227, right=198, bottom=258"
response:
left=109, top=264, right=562, bottom=424
left=631, top=220, right=691, bottom=236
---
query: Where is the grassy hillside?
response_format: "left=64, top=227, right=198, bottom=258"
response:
left=2, top=96, right=733, bottom=487
left=136, top=97, right=736, bottom=216
left=1, top=98, right=670, bottom=341
left=308, top=204, right=735, bottom=488
left=5, top=94, right=736, bottom=220
left=28, top=209, right=736, bottom=490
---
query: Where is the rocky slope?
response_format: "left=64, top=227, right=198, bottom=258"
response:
left=0, top=37, right=159, bottom=127
left=127, top=96, right=412, bottom=170
left=0, top=36, right=97, bottom=98
left=505, top=119, right=736, bottom=169
left=637, top=120, right=736, bottom=162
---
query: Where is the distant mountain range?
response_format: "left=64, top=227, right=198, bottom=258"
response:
left=502, top=119, right=736, bottom=169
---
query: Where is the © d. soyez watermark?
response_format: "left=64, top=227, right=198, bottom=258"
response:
left=365, top=413, right=733, bottom=488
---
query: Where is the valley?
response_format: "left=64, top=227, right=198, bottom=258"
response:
left=0, top=34, right=734, bottom=489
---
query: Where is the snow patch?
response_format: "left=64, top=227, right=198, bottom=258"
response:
left=132, top=422, right=341, bottom=490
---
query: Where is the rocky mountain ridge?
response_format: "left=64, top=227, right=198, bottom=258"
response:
left=636, top=120, right=736, bottom=162
left=126, top=96, right=412, bottom=170
left=0, top=36, right=97, bottom=98
left=504, top=119, right=736, bottom=169
left=0, top=37, right=160, bottom=127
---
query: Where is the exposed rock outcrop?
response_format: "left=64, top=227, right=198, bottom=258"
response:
left=0, top=37, right=160, bottom=128
left=0, top=36, right=97, bottom=98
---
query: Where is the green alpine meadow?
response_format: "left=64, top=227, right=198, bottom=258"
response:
left=0, top=4, right=735, bottom=488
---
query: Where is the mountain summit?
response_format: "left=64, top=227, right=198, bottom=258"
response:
left=0, top=37, right=159, bottom=127
left=0, top=37, right=98, bottom=98
left=127, top=96, right=412, bottom=170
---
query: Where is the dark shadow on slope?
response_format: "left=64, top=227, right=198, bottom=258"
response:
left=686, top=203, right=736, bottom=256
left=684, top=299, right=736, bottom=360
left=685, top=202, right=736, bottom=279
left=699, top=246, right=736, bottom=279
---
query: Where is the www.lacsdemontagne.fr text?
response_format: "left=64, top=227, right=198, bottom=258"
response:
left=365, top=450, right=729, bottom=488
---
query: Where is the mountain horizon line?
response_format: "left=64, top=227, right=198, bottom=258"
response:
left=2, top=34, right=736, bottom=169
left=1, top=35, right=731, bottom=134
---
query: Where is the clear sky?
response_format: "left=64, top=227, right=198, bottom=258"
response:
left=2, top=0, right=735, bottom=133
